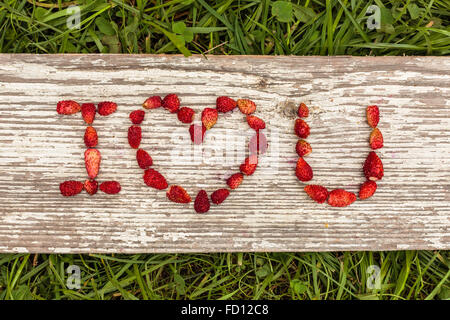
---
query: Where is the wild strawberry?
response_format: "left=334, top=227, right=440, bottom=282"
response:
left=167, top=185, right=191, bottom=203
left=363, top=151, right=384, bottom=181
left=60, top=180, right=83, bottom=196
left=249, top=132, right=268, bottom=155
left=296, top=140, right=312, bottom=157
left=194, top=190, right=210, bottom=213
left=240, top=155, right=258, bottom=176
left=246, top=115, right=266, bottom=131
left=359, top=180, right=377, bottom=200
left=57, top=100, right=81, bottom=115
left=367, top=105, right=379, bottom=128
left=189, top=124, right=206, bottom=145
left=143, top=96, right=162, bottom=109
left=136, top=149, right=153, bottom=169
left=162, top=94, right=180, bottom=113
left=85, top=148, right=101, bottom=179
left=369, top=128, right=383, bottom=150
left=295, top=157, right=313, bottom=182
left=128, top=125, right=142, bottom=149
left=98, top=101, right=117, bottom=116
left=237, top=99, right=256, bottom=115
left=304, top=185, right=328, bottom=203
left=84, top=179, right=98, bottom=195
left=143, top=168, right=168, bottom=190
left=177, top=107, right=195, bottom=124
left=297, top=103, right=309, bottom=118
left=328, top=189, right=356, bottom=207
left=201, top=108, right=218, bottom=130
left=99, top=181, right=121, bottom=194
left=129, top=110, right=145, bottom=124
left=227, top=173, right=243, bottom=190
left=84, top=126, right=98, bottom=148
left=216, top=96, right=237, bottom=113
left=294, top=119, right=310, bottom=138
left=81, top=103, right=96, bottom=124
left=211, top=189, right=230, bottom=204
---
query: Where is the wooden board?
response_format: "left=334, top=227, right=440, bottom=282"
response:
left=0, top=54, right=449, bottom=253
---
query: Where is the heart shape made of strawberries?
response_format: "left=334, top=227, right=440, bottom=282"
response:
left=127, top=94, right=269, bottom=214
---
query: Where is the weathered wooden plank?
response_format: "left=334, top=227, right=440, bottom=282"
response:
left=0, top=54, right=449, bottom=253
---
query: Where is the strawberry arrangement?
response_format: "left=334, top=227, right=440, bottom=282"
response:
left=57, top=96, right=384, bottom=209
left=58, top=100, right=121, bottom=196
left=294, top=103, right=384, bottom=207
left=129, top=94, right=268, bottom=214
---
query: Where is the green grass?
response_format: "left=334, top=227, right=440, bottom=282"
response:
left=0, top=0, right=449, bottom=55
left=0, top=252, right=449, bottom=299
left=0, top=0, right=449, bottom=300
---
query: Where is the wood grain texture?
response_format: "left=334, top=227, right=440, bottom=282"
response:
left=0, top=54, right=449, bottom=253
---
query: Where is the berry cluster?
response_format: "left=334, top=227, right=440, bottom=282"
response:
left=57, top=100, right=121, bottom=196
left=129, top=94, right=268, bottom=213
left=294, top=103, right=384, bottom=207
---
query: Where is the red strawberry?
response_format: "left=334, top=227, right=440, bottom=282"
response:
left=295, top=157, right=313, bottom=182
left=128, top=125, right=142, bottom=149
left=294, top=119, right=310, bottom=139
left=363, top=151, right=384, bottom=181
left=162, top=94, right=180, bottom=113
left=167, top=185, right=191, bottom=203
left=84, top=126, right=98, bottom=148
left=249, top=132, right=268, bottom=155
left=59, top=180, right=83, bottom=196
left=359, top=180, right=377, bottom=200
left=201, top=108, right=218, bottom=130
left=216, top=96, right=237, bottom=113
left=84, top=179, right=98, bottom=195
left=143, top=96, right=162, bottom=109
left=246, top=115, right=266, bottom=131
left=296, top=140, right=312, bottom=157
left=297, top=103, right=309, bottom=118
left=304, top=185, right=329, bottom=203
left=99, top=181, right=121, bottom=194
left=194, top=190, right=210, bottom=213
left=57, top=100, right=81, bottom=115
left=211, top=188, right=230, bottom=205
left=85, top=148, right=101, bottom=179
left=129, top=110, right=145, bottom=124
left=98, top=101, right=117, bottom=116
left=328, top=189, right=356, bottom=207
left=227, top=173, right=243, bottom=190
left=136, top=149, right=153, bottom=169
left=177, top=107, right=195, bottom=124
left=189, top=124, right=206, bottom=145
left=237, top=99, right=256, bottom=115
left=240, top=155, right=258, bottom=176
left=81, top=103, right=96, bottom=124
left=369, top=128, right=384, bottom=150
left=143, top=168, right=168, bottom=190
left=367, top=105, right=379, bottom=128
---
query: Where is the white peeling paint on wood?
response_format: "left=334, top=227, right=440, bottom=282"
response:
left=0, top=54, right=449, bottom=253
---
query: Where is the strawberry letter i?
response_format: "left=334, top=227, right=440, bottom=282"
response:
left=57, top=100, right=121, bottom=196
